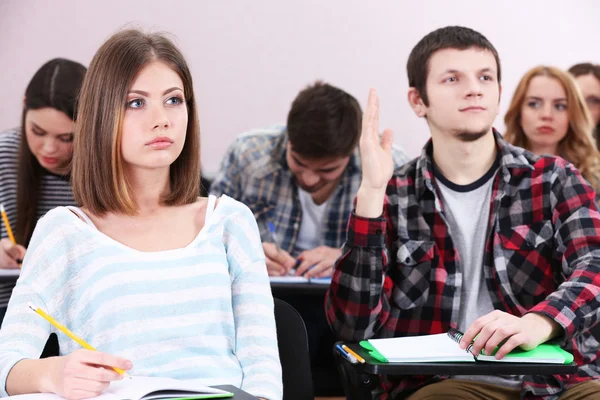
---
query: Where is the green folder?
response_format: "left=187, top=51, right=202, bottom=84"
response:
left=359, top=340, right=389, bottom=362
left=165, top=395, right=234, bottom=400
left=359, top=337, right=574, bottom=364
left=476, top=343, right=574, bottom=364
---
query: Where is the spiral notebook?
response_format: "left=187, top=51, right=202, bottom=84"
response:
left=360, top=329, right=574, bottom=364
left=8, top=377, right=235, bottom=400
left=98, top=376, right=234, bottom=400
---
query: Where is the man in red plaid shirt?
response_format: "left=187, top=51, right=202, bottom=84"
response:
left=326, top=26, right=600, bottom=399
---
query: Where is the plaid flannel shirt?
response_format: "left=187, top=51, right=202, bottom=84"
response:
left=209, top=125, right=409, bottom=255
left=326, top=131, right=600, bottom=399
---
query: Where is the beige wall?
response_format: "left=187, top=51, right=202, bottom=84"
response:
left=1, top=0, right=598, bottom=175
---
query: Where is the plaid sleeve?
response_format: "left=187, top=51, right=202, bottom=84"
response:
left=325, top=189, right=397, bottom=342
left=209, top=140, right=243, bottom=200
left=529, top=160, right=600, bottom=343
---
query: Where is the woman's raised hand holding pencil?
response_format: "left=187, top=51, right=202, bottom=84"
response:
left=0, top=204, right=26, bottom=269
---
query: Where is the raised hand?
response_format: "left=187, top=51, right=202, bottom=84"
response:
left=356, top=89, right=395, bottom=218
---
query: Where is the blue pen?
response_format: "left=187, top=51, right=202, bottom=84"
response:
left=268, top=222, right=280, bottom=252
left=335, top=343, right=358, bottom=364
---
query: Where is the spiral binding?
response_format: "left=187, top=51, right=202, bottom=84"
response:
left=447, top=328, right=474, bottom=354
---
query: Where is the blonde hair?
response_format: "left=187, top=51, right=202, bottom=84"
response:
left=504, top=66, right=600, bottom=186
left=72, top=29, right=201, bottom=215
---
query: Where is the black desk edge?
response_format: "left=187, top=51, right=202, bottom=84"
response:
left=337, top=341, right=578, bottom=376
left=212, top=385, right=258, bottom=400
left=270, top=282, right=329, bottom=295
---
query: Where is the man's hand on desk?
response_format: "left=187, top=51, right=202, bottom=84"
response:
left=460, top=310, right=562, bottom=360
left=262, top=242, right=297, bottom=276
left=295, top=246, right=341, bottom=278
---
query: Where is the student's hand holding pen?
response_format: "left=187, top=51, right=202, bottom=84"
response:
left=295, top=246, right=341, bottom=278
left=7, top=349, right=133, bottom=400
left=0, top=238, right=26, bottom=269
left=262, top=242, right=297, bottom=276
left=47, top=349, right=133, bottom=400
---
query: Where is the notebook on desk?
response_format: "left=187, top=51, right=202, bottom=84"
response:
left=269, top=276, right=331, bottom=285
left=0, top=269, right=20, bottom=277
left=9, top=376, right=234, bottom=400
left=360, top=329, right=574, bottom=364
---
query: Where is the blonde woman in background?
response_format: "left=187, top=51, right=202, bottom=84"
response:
left=504, top=66, right=600, bottom=195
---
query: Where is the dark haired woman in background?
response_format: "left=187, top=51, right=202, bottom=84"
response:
left=0, top=58, right=86, bottom=321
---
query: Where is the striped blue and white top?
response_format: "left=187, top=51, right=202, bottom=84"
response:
left=0, top=195, right=282, bottom=400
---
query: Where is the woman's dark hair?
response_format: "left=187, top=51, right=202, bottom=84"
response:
left=17, top=58, right=86, bottom=245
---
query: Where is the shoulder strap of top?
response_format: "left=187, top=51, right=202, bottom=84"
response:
left=205, top=195, right=217, bottom=223
left=66, top=206, right=97, bottom=229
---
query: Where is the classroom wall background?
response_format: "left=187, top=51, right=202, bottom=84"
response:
left=1, top=0, right=598, bottom=177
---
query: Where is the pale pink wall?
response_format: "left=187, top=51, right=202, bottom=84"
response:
left=1, top=0, right=598, bottom=176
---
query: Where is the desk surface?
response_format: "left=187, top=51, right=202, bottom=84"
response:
left=341, top=342, right=579, bottom=375
left=212, top=385, right=257, bottom=400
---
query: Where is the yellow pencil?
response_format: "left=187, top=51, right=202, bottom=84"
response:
left=0, top=204, right=20, bottom=268
left=28, top=304, right=129, bottom=376
left=0, top=204, right=16, bottom=245
left=342, top=344, right=365, bottom=364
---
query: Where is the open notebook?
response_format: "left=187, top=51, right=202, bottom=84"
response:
left=360, top=329, right=574, bottom=364
left=0, top=269, right=20, bottom=278
left=269, top=276, right=331, bottom=285
left=9, top=376, right=234, bottom=400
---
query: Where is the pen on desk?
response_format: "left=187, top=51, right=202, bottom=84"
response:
left=28, top=303, right=131, bottom=378
left=335, top=343, right=358, bottom=364
left=342, top=344, right=365, bottom=364
left=268, top=222, right=281, bottom=253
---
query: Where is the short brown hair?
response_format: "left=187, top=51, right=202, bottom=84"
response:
left=407, top=26, right=501, bottom=106
left=72, top=29, right=201, bottom=215
left=568, top=63, right=600, bottom=81
left=286, top=81, right=362, bottom=158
